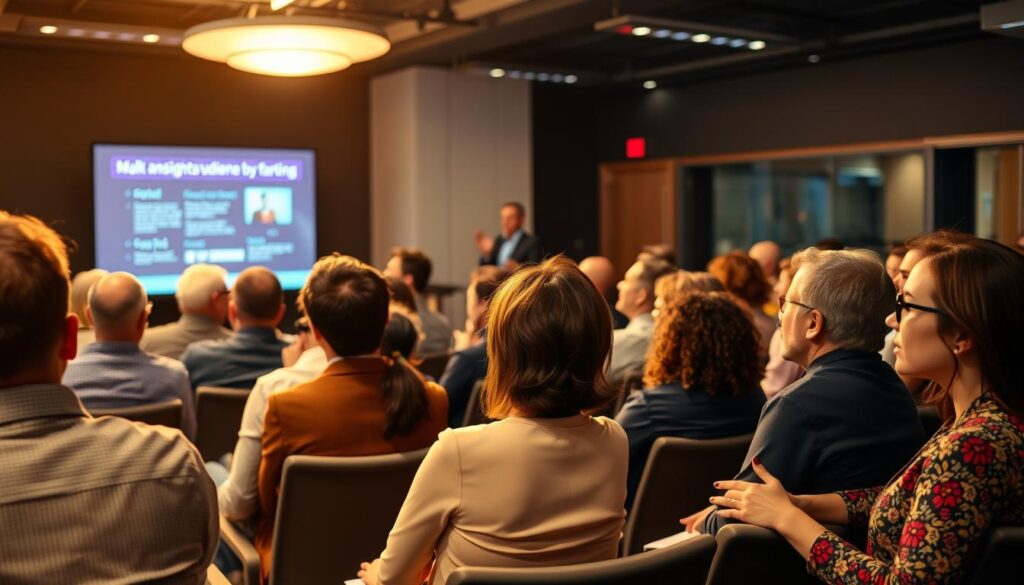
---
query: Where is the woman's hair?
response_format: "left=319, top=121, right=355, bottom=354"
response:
left=654, top=270, right=724, bottom=302
left=482, top=255, right=617, bottom=419
left=381, top=311, right=420, bottom=362
left=385, top=276, right=418, bottom=315
left=644, top=291, right=762, bottom=394
left=707, top=252, right=772, bottom=307
left=919, top=238, right=1024, bottom=417
left=301, top=254, right=429, bottom=438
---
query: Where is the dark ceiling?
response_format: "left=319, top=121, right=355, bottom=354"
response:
left=0, top=0, right=1005, bottom=88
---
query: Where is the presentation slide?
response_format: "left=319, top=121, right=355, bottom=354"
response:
left=94, top=144, right=316, bottom=295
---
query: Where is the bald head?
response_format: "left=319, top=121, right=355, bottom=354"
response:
left=749, top=240, right=782, bottom=280
left=231, top=266, right=284, bottom=328
left=88, top=272, right=149, bottom=342
left=579, top=256, right=617, bottom=295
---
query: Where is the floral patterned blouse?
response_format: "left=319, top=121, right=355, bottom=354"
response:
left=806, top=394, right=1024, bottom=584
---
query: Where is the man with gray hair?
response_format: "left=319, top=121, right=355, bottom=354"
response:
left=63, top=272, right=197, bottom=437
left=141, top=263, right=231, bottom=360
left=683, top=248, right=924, bottom=535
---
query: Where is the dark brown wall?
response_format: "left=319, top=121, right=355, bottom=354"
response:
left=0, top=43, right=370, bottom=276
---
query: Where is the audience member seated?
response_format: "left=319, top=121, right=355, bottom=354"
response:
left=884, top=242, right=906, bottom=287
left=257, top=254, right=448, bottom=580
left=440, top=265, right=509, bottom=428
left=0, top=212, right=216, bottom=582
left=474, top=201, right=544, bottom=270
left=708, top=237, right=1024, bottom=584
left=748, top=240, right=782, bottom=288
left=212, top=315, right=327, bottom=525
left=616, top=291, right=765, bottom=509
left=386, top=275, right=419, bottom=316
left=141, top=263, right=231, bottom=360
left=761, top=258, right=805, bottom=398
left=637, top=243, right=677, bottom=267
left=357, top=256, right=626, bottom=585
left=382, top=311, right=422, bottom=362
left=385, top=247, right=453, bottom=355
left=182, top=266, right=288, bottom=390
left=708, top=251, right=775, bottom=364
left=63, top=272, right=197, bottom=437
left=69, top=268, right=107, bottom=354
left=686, top=247, right=925, bottom=535
left=652, top=270, right=723, bottom=319
left=608, top=256, right=675, bottom=384
left=579, top=256, right=629, bottom=329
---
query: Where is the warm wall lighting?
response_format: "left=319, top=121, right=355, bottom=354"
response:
left=39, top=25, right=58, bottom=34
left=142, top=33, right=161, bottom=43
left=182, top=16, right=390, bottom=77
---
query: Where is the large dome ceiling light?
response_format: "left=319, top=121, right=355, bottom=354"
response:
left=182, top=16, right=390, bottom=77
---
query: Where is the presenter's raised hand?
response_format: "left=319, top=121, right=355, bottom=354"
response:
left=474, top=229, right=494, bottom=256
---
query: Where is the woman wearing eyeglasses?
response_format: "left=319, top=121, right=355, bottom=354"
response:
left=709, top=237, right=1024, bottom=584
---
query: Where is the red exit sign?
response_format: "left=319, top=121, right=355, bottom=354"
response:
left=626, top=137, right=646, bottom=159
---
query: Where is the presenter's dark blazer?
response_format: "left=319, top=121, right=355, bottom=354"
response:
left=480, top=232, right=544, bottom=266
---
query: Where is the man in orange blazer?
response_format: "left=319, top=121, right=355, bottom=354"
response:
left=255, top=255, right=448, bottom=581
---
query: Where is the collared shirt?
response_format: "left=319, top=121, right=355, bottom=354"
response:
left=218, top=346, right=328, bottom=522
left=181, top=326, right=289, bottom=390
left=63, top=341, right=197, bottom=438
left=415, top=294, right=454, bottom=356
left=703, top=348, right=925, bottom=534
left=496, top=229, right=525, bottom=267
left=0, top=383, right=218, bottom=584
left=608, top=312, right=655, bottom=383
left=140, top=313, right=232, bottom=361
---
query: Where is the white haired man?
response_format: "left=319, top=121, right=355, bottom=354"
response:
left=141, top=263, right=231, bottom=360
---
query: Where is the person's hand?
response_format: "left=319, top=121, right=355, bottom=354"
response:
left=281, top=336, right=305, bottom=368
left=707, top=457, right=799, bottom=531
left=474, top=229, right=494, bottom=255
left=679, top=504, right=714, bottom=533
left=357, top=558, right=381, bottom=585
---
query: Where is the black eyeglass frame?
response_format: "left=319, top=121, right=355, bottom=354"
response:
left=895, top=294, right=947, bottom=324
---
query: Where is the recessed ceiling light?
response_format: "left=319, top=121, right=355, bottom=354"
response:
left=692, top=33, right=711, bottom=43
left=489, top=68, right=506, bottom=78
left=39, top=25, right=58, bottom=35
left=537, top=72, right=550, bottom=81
left=551, top=73, right=564, bottom=82
left=93, top=31, right=112, bottom=39
left=523, top=72, right=536, bottom=80
left=748, top=40, right=766, bottom=50
left=729, top=38, right=747, bottom=48
left=807, top=54, right=821, bottom=63
left=653, top=29, right=672, bottom=38
left=564, top=74, right=578, bottom=84
left=643, top=80, right=657, bottom=90
left=632, top=26, right=652, bottom=37
left=142, top=33, right=161, bottom=43
left=68, top=28, right=85, bottom=37
left=671, top=31, right=691, bottom=41
left=507, top=70, right=522, bottom=79
left=710, top=36, right=729, bottom=45
left=118, top=32, right=136, bottom=41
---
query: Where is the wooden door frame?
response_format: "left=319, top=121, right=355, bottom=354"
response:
left=599, top=160, right=678, bottom=263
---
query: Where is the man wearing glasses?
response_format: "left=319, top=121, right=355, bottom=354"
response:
left=63, top=271, right=197, bottom=437
left=683, top=247, right=924, bottom=535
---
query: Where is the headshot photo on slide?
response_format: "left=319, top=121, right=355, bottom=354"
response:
left=245, top=187, right=294, bottom=225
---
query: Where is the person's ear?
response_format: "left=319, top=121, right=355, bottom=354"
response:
left=136, top=307, right=149, bottom=336
left=59, top=314, right=78, bottom=361
left=402, top=274, right=415, bottom=292
left=85, top=306, right=95, bottom=328
left=951, top=331, right=974, bottom=357
left=805, top=310, right=826, bottom=342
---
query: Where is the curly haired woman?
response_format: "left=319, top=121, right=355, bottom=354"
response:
left=616, top=291, right=765, bottom=509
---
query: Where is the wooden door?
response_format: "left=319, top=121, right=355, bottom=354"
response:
left=600, top=160, right=677, bottom=277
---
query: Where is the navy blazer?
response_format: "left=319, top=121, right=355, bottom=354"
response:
left=703, top=349, right=925, bottom=534
left=439, top=332, right=488, bottom=428
left=616, top=383, right=764, bottom=510
left=480, top=231, right=543, bottom=266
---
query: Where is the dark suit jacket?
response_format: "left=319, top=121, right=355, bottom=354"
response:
left=703, top=349, right=925, bottom=534
left=439, top=330, right=488, bottom=428
left=480, top=231, right=543, bottom=266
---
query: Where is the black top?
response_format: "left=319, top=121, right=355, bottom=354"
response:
left=616, top=382, right=765, bottom=510
left=479, top=231, right=544, bottom=266
left=439, top=330, right=488, bottom=428
left=704, top=348, right=925, bottom=534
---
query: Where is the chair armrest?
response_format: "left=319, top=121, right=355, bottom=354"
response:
left=220, top=516, right=261, bottom=585
left=206, top=564, right=232, bottom=585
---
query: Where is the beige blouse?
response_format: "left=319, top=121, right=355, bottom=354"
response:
left=377, top=415, right=628, bottom=585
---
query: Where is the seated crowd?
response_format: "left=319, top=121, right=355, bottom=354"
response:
left=1, top=204, right=1022, bottom=585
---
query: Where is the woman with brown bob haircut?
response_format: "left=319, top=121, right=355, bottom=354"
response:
left=616, top=291, right=765, bottom=509
left=360, top=256, right=628, bottom=585
left=708, top=251, right=775, bottom=363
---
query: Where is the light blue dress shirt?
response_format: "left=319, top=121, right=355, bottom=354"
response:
left=496, top=229, right=525, bottom=267
left=62, top=341, right=196, bottom=437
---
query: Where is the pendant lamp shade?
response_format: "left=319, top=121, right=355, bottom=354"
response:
left=182, top=16, right=390, bottom=77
